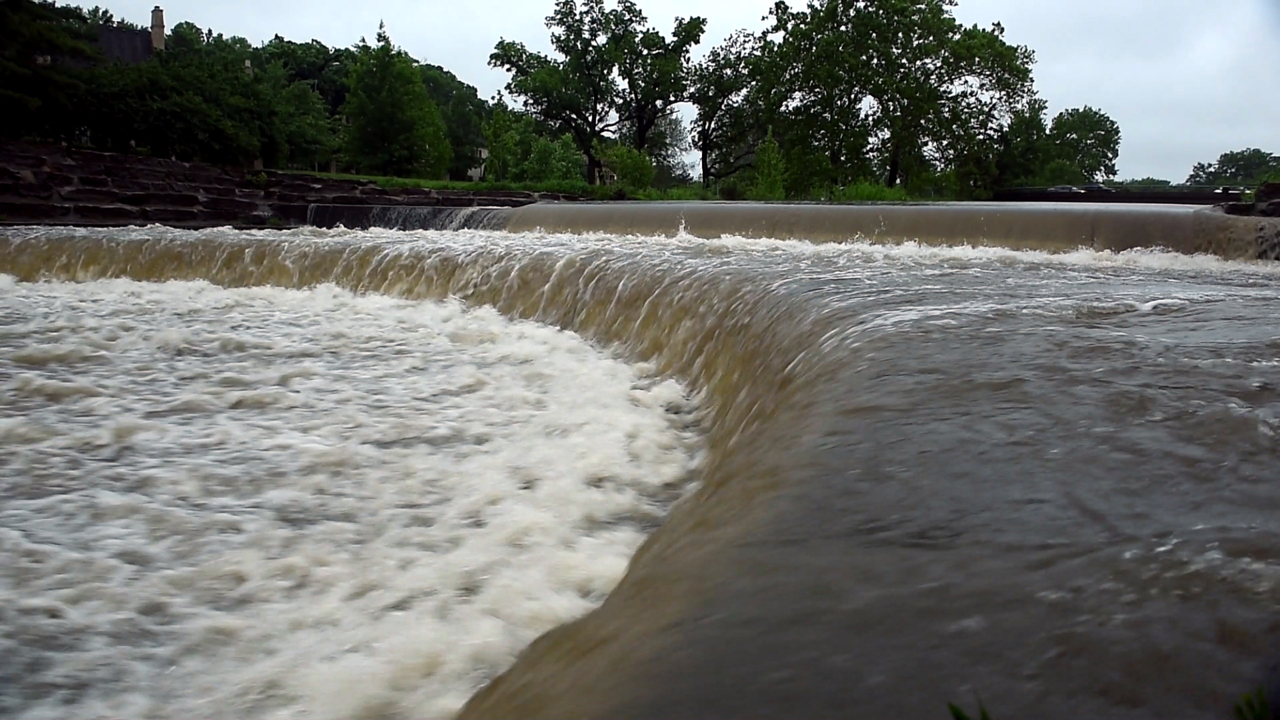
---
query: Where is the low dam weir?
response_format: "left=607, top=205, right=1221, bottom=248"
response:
left=303, top=200, right=1280, bottom=260
left=2, top=203, right=1279, bottom=719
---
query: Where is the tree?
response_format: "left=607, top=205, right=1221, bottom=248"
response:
left=342, top=24, right=450, bottom=177
left=762, top=0, right=1034, bottom=190
left=993, top=97, right=1050, bottom=187
left=483, top=98, right=583, bottom=183
left=525, top=134, right=584, bottom=183
left=490, top=0, right=622, bottom=183
left=689, top=30, right=761, bottom=187
left=262, top=62, right=335, bottom=168
left=760, top=1, right=874, bottom=190
left=0, top=0, right=98, bottom=140
left=648, top=113, right=693, bottom=187
left=1186, top=148, right=1279, bottom=186
left=490, top=0, right=705, bottom=184
left=748, top=129, right=785, bottom=200
left=257, top=36, right=354, bottom=116
left=599, top=143, right=654, bottom=193
left=619, top=111, right=691, bottom=187
left=1116, top=177, right=1171, bottom=187
left=610, top=1, right=706, bottom=152
left=421, top=62, right=491, bottom=180
left=1047, top=105, right=1120, bottom=181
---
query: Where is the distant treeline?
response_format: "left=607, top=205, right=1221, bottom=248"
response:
left=2, top=0, right=1277, bottom=197
left=1, top=1, right=486, bottom=180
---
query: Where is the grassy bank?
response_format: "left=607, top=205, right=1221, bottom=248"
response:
left=282, top=170, right=917, bottom=203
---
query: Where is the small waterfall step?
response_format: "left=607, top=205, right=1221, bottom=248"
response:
left=305, top=204, right=513, bottom=231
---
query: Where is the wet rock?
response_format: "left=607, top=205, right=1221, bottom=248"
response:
left=0, top=199, right=71, bottom=219
left=278, top=181, right=318, bottom=194
left=59, top=187, right=119, bottom=203
left=1256, top=182, right=1280, bottom=204
left=438, top=194, right=479, bottom=207
left=18, top=183, right=55, bottom=200
left=143, top=207, right=200, bottom=223
left=269, top=203, right=312, bottom=225
left=203, top=197, right=260, bottom=214
left=401, top=194, right=441, bottom=207
left=74, top=204, right=139, bottom=220
left=108, top=178, right=156, bottom=192
left=1, top=140, right=558, bottom=229
left=195, top=208, right=244, bottom=224
left=118, top=192, right=201, bottom=208
left=329, top=194, right=370, bottom=205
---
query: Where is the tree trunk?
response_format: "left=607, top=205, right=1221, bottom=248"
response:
left=586, top=153, right=602, bottom=185
left=886, top=146, right=901, bottom=188
left=701, top=148, right=711, bottom=189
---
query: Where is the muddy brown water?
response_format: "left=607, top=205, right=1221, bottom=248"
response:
left=2, top=224, right=1278, bottom=719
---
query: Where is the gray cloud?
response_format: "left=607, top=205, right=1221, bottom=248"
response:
left=105, top=0, right=1279, bottom=181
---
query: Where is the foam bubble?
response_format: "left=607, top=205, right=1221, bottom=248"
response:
left=0, top=278, right=702, bottom=719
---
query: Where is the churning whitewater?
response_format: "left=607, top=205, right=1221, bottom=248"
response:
left=2, top=224, right=1279, bottom=719
left=0, top=275, right=701, bottom=719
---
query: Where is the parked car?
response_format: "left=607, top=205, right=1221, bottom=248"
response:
left=1081, top=183, right=1116, bottom=193
left=1046, top=185, right=1086, bottom=193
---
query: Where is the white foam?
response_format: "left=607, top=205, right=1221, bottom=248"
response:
left=0, top=278, right=701, bottom=719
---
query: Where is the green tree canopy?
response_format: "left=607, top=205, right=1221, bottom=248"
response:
left=483, top=98, right=583, bottom=183
left=610, top=1, right=705, bottom=152
left=1186, top=148, right=1279, bottom=186
left=490, top=0, right=706, bottom=184
left=599, top=142, right=654, bottom=193
left=342, top=24, right=451, bottom=178
left=1047, top=105, right=1120, bottom=181
left=762, top=0, right=1035, bottom=190
left=421, top=63, right=491, bottom=180
left=748, top=129, right=786, bottom=201
left=0, top=0, right=98, bottom=139
left=1115, top=177, right=1171, bottom=187
left=689, top=30, right=762, bottom=187
left=490, top=0, right=621, bottom=183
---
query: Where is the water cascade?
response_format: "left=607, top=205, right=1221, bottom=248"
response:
left=2, top=222, right=1279, bottom=718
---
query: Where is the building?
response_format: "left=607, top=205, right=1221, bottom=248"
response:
left=94, top=6, right=165, bottom=65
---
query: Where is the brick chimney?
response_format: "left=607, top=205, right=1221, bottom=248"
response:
left=151, top=6, right=165, bottom=51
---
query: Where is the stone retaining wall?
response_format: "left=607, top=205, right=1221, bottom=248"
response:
left=0, top=142, right=574, bottom=228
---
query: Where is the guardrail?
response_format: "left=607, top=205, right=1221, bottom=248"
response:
left=993, top=186, right=1247, bottom=204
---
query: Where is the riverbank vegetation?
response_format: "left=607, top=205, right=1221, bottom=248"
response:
left=1, top=0, right=1275, bottom=200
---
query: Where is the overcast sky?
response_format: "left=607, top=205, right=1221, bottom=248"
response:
left=103, top=0, right=1279, bottom=181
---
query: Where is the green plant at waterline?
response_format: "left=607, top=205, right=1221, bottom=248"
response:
left=947, top=697, right=991, bottom=720
left=1234, top=688, right=1272, bottom=720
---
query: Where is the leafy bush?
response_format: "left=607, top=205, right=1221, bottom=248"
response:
left=599, top=144, right=656, bottom=193
left=717, top=177, right=746, bottom=201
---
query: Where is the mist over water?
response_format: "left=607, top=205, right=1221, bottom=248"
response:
left=2, top=225, right=1279, bottom=718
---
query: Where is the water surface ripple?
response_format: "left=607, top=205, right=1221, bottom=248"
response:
left=1, top=226, right=1278, bottom=718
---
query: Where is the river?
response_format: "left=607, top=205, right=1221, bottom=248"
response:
left=2, top=224, right=1278, bottom=719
